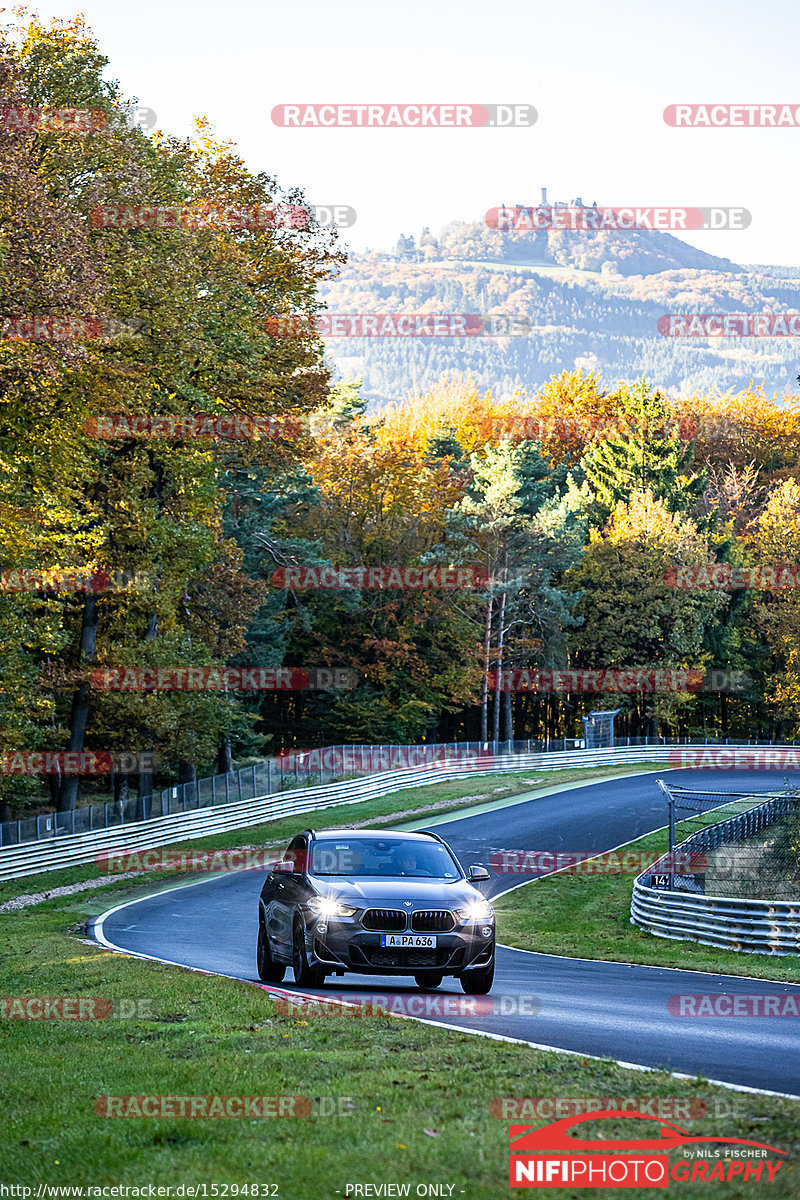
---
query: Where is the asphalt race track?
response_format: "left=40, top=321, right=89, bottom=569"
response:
left=94, top=768, right=800, bottom=1097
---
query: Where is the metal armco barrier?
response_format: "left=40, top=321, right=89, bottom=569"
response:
left=0, top=743, right=707, bottom=882
left=631, top=888, right=800, bottom=955
left=0, top=751, right=548, bottom=882
left=0, top=738, right=570, bottom=847
left=631, top=787, right=800, bottom=956
left=4, top=741, right=800, bottom=885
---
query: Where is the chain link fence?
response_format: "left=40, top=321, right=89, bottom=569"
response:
left=648, top=781, right=800, bottom=899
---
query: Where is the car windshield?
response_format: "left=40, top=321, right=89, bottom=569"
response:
left=309, top=837, right=462, bottom=878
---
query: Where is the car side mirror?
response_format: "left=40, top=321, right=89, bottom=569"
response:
left=273, top=859, right=296, bottom=875
left=468, top=865, right=490, bottom=881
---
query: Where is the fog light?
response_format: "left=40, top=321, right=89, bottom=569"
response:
left=317, top=923, right=328, bottom=935
left=481, top=926, right=492, bottom=937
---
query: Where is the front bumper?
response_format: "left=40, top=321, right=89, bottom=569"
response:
left=303, top=918, right=495, bottom=976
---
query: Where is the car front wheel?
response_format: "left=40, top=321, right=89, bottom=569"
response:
left=256, top=918, right=286, bottom=983
left=459, top=958, right=494, bottom=995
left=292, top=919, right=327, bottom=988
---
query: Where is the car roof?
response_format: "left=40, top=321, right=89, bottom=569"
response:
left=310, top=829, right=440, bottom=842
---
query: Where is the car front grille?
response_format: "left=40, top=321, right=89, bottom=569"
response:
left=365, top=948, right=450, bottom=968
left=411, top=909, right=456, bottom=933
left=361, top=908, right=407, bottom=931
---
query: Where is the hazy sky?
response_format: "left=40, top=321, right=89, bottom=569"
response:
left=25, top=0, right=800, bottom=264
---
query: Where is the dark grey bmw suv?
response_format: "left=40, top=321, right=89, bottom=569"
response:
left=256, top=828, right=495, bottom=993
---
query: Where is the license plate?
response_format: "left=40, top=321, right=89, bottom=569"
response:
left=379, top=934, right=437, bottom=948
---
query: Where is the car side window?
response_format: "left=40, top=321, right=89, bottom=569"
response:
left=287, top=836, right=307, bottom=873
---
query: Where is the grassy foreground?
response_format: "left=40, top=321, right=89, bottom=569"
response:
left=2, top=898, right=800, bottom=1197
left=4, top=764, right=799, bottom=1197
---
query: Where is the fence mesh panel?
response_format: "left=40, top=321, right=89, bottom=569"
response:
left=652, top=781, right=800, bottom=899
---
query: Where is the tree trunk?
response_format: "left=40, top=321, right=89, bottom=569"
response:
left=58, top=596, right=99, bottom=812
left=480, top=593, right=494, bottom=744
left=492, top=585, right=507, bottom=745
left=135, top=451, right=164, bottom=809
left=503, top=687, right=514, bottom=742
left=114, top=772, right=129, bottom=817
left=179, top=760, right=197, bottom=786
left=217, top=741, right=233, bottom=774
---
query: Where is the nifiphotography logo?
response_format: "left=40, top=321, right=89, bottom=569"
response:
left=507, top=1111, right=786, bottom=1188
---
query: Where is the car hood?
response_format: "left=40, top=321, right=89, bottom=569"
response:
left=309, top=877, right=486, bottom=907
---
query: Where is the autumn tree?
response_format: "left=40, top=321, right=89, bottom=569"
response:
left=565, top=491, right=726, bottom=737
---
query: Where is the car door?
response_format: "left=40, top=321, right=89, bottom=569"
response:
left=269, top=835, right=307, bottom=956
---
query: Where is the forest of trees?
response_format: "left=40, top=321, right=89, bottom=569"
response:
left=3, top=17, right=800, bottom=823
left=320, top=226, right=800, bottom=403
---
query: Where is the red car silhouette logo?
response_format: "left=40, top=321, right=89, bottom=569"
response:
left=511, top=1110, right=785, bottom=1155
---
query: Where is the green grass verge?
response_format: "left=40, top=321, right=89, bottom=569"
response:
left=2, top=899, right=799, bottom=1195
left=0, top=764, right=667, bottom=908
left=495, top=803, right=800, bottom=984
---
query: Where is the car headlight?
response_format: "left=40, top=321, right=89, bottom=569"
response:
left=456, top=901, right=495, bottom=924
left=308, top=897, right=357, bottom=918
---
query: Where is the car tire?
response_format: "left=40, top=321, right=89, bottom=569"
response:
left=459, top=959, right=494, bottom=995
left=293, top=919, right=327, bottom=988
left=257, top=917, right=286, bottom=983
left=414, top=974, right=443, bottom=989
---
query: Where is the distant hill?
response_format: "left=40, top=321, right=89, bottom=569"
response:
left=320, top=220, right=800, bottom=406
